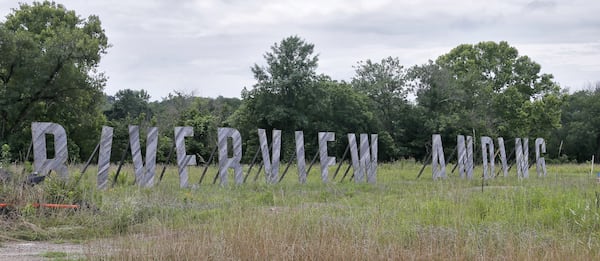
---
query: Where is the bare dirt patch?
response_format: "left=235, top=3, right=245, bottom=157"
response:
left=0, top=241, right=84, bottom=261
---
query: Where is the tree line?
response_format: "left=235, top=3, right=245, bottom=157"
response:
left=1, top=2, right=598, bottom=166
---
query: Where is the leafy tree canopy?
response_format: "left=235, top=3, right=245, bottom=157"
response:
left=106, top=89, right=151, bottom=121
left=241, top=35, right=319, bottom=131
left=0, top=1, right=109, bottom=160
left=412, top=41, right=562, bottom=140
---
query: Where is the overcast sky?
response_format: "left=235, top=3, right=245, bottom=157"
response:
left=2, top=0, right=599, bottom=100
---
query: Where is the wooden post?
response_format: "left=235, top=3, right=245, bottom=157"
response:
left=198, top=145, right=218, bottom=184
left=243, top=145, right=262, bottom=183
left=158, top=142, right=176, bottom=182
left=112, top=141, right=130, bottom=188
left=74, top=141, right=100, bottom=186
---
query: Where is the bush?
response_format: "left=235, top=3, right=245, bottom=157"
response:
left=1, top=144, right=11, bottom=168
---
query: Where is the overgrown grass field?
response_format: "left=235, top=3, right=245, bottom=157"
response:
left=1, top=162, right=600, bottom=260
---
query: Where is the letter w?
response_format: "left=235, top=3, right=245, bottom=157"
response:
left=348, top=133, right=378, bottom=183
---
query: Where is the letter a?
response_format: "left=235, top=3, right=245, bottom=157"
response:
left=432, top=134, right=446, bottom=179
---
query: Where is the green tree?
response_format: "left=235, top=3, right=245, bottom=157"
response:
left=0, top=1, right=109, bottom=161
left=410, top=61, right=465, bottom=152
left=147, top=93, right=242, bottom=163
left=231, top=36, right=383, bottom=161
left=412, top=41, right=562, bottom=142
left=178, top=104, right=217, bottom=162
left=351, top=57, right=416, bottom=159
left=311, top=77, right=378, bottom=158
left=150, top=91, right=194, bottom=133
left=206, top=96, right=242, bottom=126
left=351, top=57, right=410, bottom=130
left=103, top=89, right=154, bottom=162
left=231, top=36, right=321, bottom=160
left=550, top=84, right=600, bottom=162
left=245, top=35, right=318, bottom=130
left=106, top=89, right=151, bottom=121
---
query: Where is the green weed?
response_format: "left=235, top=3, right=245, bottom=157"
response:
left=2, top=162, right=600, bottom=259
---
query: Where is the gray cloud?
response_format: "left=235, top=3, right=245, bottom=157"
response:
left=1, top=0, right=599, bottom=99
left=526, top=0, right=557, bottom=11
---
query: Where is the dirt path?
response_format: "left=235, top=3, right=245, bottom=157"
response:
left=0, top=241, right=85, bottom=261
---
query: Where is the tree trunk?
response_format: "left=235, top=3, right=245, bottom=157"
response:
left=596, top=132, right=600, bottom=163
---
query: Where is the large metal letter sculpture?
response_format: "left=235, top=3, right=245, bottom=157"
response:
left=144, top=127, right=158, bottom=187
left=348, top=133, right=378, bottom=183
left=481, top=136, right=495, bottom=179
left=348, top=134, right=362, bottom=182
left=457, top=135, right=474, bottom=179
left=363, top=134, right=378, bottom=183
left=535, top=138, right=547, bottom=177
left=318, top=132, right=336, bottom=182
left=258, top=129, right=281, bottom=184
left=175, top=127, right=196, bottom=188
left=295, top=131, right=307, bottom=184
left=432, top=134, right=446, bottom=179
left=32, top=122, right=69, bottom=178
left=497, top=137, right=508, bottom=177
left=515, top=138, right=529, bottom=178
left=128, top=125, right=144, bottom=184
left=97, top=126, right=113, bottom=189
left=218, top=128, right=243, bottom=185
left=129, top=126, right=158, bottom=187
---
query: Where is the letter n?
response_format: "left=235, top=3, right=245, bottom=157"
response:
left=515, top=138, right=529, bottom=178
left=457, top=135, right=473, bottom=179
left=497, top=137, right=508, bottom=177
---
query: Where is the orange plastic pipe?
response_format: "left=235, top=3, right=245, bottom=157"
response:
left=32, top=203, right=79, bottom=209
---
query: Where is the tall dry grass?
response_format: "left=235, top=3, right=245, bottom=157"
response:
left=3, top=162, right=600, bottom=260
left=90, top=218, right=594, bottom=260
left=89, top=170, right=600, bottom=260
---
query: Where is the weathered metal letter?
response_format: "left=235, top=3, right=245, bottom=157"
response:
left=535, top=138, right=547, bottom=177
left=129, top=125, right=158, bottom=187
left=348, top=134, right=362, bottom=182
left=515, top=138, right=529, bottom=178
left=457, top=135, right=473, bottom=179
left=218, top=128, right=243, bottom=185
left=348, top=133, right=378, bottom=183
left=497, top=137, right=508, bottom=177
left=481, top=136, right=495, bottom=179
left=432, top=134, right=446, bottom=179
left=318, top=132, right=335, bottom=182
left=258, top=129, right=281, bottom=184
left=175, top=127, right=196, bottom=188
left=295, top=131, right=307, bottom=184
left=97, top=126, right=113, bottom=189
left=144, top=127, right=158, bottom=187
left=32, top=122, right=69, bottom=178
left=128, top=125, right=143, bottom=184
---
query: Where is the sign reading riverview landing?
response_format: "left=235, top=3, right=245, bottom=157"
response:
left=30, top=122, right=547, bottom=189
